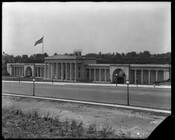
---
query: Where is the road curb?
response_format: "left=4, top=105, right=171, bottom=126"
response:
left=2, top=93, right=171, bottom=114
left=2, top=80, right=171, bottom=88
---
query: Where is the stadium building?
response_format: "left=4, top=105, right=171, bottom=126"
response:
left=7, top=54, right=171, bottom=85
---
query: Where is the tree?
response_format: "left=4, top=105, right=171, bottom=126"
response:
left=84, top=53, right=98, bottom=57
left=22, top=55, right=28, bottom=62
left=2, top=53, right=14, bottom=75
left=143, top=51, right=151, bottom=57
left=54, top=53, right=57, bottom=56
left=126, top=51, right=137, bottom=58
left=43, top=53, right=48, bottom=58
left=121, top=53, right=125, bottom=58
left=98, top=51, right=102, bottom=56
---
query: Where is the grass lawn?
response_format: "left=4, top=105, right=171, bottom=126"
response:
left=2, top=106, right=121, bottom=139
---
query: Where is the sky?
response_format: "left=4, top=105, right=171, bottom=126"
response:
left=2, top=2, right=171, bottom=56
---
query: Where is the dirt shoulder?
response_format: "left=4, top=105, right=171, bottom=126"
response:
left=2, top=95, right=168, bottom=138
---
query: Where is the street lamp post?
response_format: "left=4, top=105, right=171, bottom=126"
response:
left=115, top=74, right=118, bottom=86
left=126, top=80, right=130, bottom=106
left=33, top=78, right=35, bottom=96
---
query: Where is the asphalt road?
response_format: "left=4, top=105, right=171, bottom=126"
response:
left=2, top=81, right=171, bottom=110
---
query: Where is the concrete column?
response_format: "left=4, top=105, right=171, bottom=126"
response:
left=49, top=63, right=52, bottom=79
left=54, top=63, right=56, bottom=79
left=59, top=63, right=61, bottom=79
left=65, top=63, right=68, bottom=80
left=15, top=67, right=17, bottom=75
left=105, top=69, right=107, bottom=82
left=70, top=63, right=72, bottom=80
left=156, top=70, right=158, bottom=82
left=52, top=63, right=54, bottom=78
left=13, top=67, right=15, bottom=75
left=40, top=67, right=42, bottom=77
left=13, top=67, right=14, bottom=75
left=18, top=67, right=20, bottom=76
left=11, top=67, right=13, bottom=75
left=47, top=63, right=49, bottom=79
left=94, top=69, right=96, bottom=81
left=61, top=63, right=63, bottom=80
left=16, top=67, right=18, bottom=75
left=148, top=70, right=150, bottom=84
left=48, top=63, right=51, bottom=79
left=164, top=70, right=166, bottom=80
left=38, top=67, right=39, bottom=77
left=38, top=67, right=40, bottom=77
left=89, top=68, right=91, bottom=81
left=141, top=70, right=143, bottom=84
left=40, top=67, right=41, bottom=77
left=22, top=67, right=24, bottom=76
left=52, top=63, right=54, bottom=79
left=17, top=67, right=18, bottom=75
left=20, top=67, right=21, bottom=76
left=134, top=70, right=137, bottom=84
left=20, top=67, right=22, bottom=76
left=19, top=67, right=21, bottom=76
left=21, top=67, right=22, bottom=76
left=99, top=69, right=101, bottom=81
left=56, top=63, right=58, bottom=79
left=16, top=67, right=17, bottom=75
left=37, top=67, right=39, bottom=77
left=43, top=63, right=46, bottom=78
left=74, top=63, right=77, bottom=81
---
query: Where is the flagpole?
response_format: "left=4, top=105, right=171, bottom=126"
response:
left=42, top=35, right=44, bottom=63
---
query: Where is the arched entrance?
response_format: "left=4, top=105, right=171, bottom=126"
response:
left=112, top=69, right=126, bottom=84
left=26, top=67, right=32, bottom=77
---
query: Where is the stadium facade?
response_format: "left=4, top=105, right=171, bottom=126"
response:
left=7, top=54, right=171, bottom=84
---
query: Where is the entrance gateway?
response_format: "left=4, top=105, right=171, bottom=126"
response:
left=112, top=68, right=126, bottom=84
left=26, top=67, right=32, bottom=77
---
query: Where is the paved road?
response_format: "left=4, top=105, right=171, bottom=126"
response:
left=2, top=81, right=171, bottom=110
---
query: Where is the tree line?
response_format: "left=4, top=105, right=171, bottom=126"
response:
left=2, top=51, right=171, bottom=75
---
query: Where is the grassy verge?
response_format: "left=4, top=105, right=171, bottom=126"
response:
left=2, top=106, right=123, bottom=139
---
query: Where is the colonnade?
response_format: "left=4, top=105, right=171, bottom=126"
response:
left=131, top=69, right=169, bottom=84
left=44, top=62, right=79, bottom=81
left=11, top=66, right=24, bottom=76
left=34, top=67, right=44, bottom=77
left=87, top=68, right=110, bottom=82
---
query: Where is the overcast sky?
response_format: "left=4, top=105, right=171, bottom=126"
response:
left=2, top=2, right=171, bottom=56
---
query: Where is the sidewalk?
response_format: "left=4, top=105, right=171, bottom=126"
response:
left=2, top=80, right=171, bottom=88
